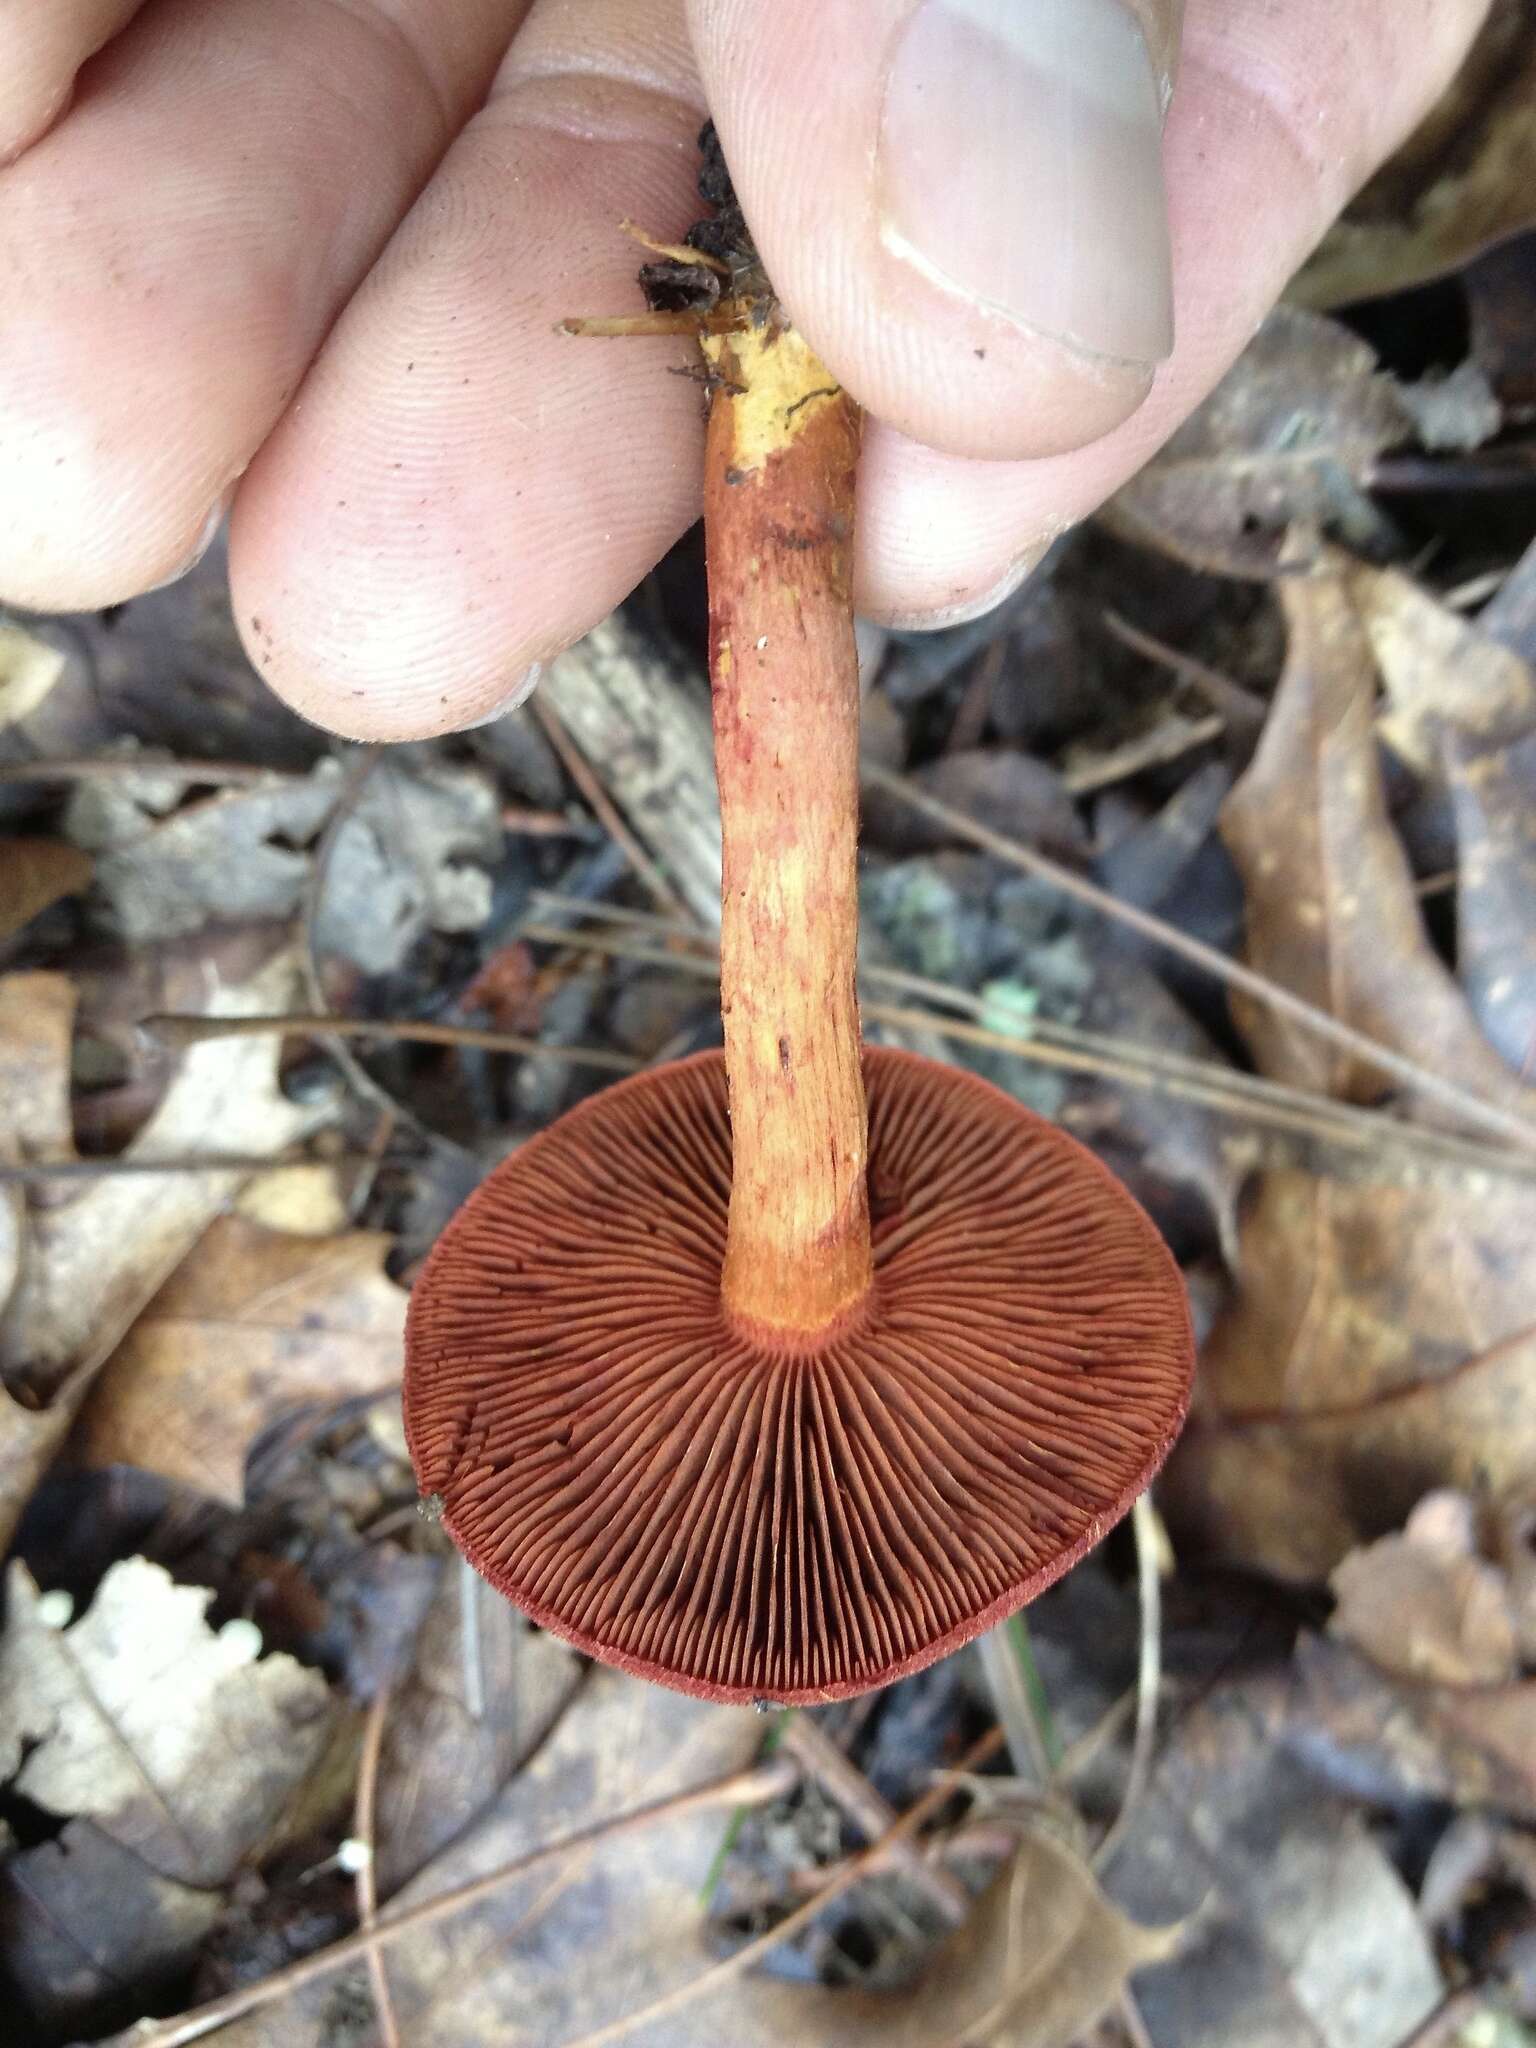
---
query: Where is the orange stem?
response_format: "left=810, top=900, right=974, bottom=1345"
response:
left=701, top=319, right=873, bottom=1333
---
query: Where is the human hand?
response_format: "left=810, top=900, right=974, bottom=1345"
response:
left=0, top=0, right=1492, bottom=739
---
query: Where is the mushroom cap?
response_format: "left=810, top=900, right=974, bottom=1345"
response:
left=404, top=1048, right=1193, bottom=1704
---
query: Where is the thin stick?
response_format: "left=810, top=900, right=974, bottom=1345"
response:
left=140, top=1013, right=641, bottom=1075
left=0, top=1151, right=378, bottom=1183
left=860, top=761, right=1536, bottom=1154
left=779, top=1715, right=970, bottom=1926
left=0, top=755, right=312, bottom=787
left=509, top=913, right=1536, bottom=1181
left=353, top=1687, right=400, bottom=2048
left=122, top=1755, right=800, bottom=2048
left=555, top=1725, right=1006, bottom=2048
left=532, top=694, right=692, bottom=923
left=1102, top=612, right=1267, bottom=733
left=1093, top=1493, right=1162, bottom=1873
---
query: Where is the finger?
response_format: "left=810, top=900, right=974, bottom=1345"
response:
left=229, top=0, right=709, bottom=739
left=851, top=0, right=1494, bottom=624
left=0, top=0, right=145, bottom=162
left=690, top=0, right=1186, bottom=462
left=0, top=0, right=528, bottom=610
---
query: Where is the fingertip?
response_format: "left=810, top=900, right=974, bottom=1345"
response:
left=693, top=0, right=1173, bottom=462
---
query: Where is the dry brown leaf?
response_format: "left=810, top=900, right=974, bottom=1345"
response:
left=235, top=1160, right=350, bottom=1236
left=0, top=948, right=330, bottom=1550
left=0, top=835, right=93, bottom=940
left=1293, top=0, right=1536, bottom=307
left=1352, top=563, right=1536, bottom=776
left=314, top=757, right=503, bottom=975
left=1281, top=1496, right=1536, bottom=1820
left=374, top=1572, right=583, bottom=1894
left=1291, top=1634, right=1536, bottom=1820
left=75, top=1215, right=406, bottom=1501
left=1329, top=1492, right=1520, bottom=1685
left=0, top=1818, right=223, bottom=2038
left=216, top=1662, right=1174, bottom=2048
left=1107, top=1668, right=1443, bottom=2047
left=67, top=767, right=340, bottom=945
left=783, top=1827, right=1180, bottom=2048
left=0, top=972, right=80, bottom=1522
left=0, top=1556, right=333, bottom=1887
left=216, top=1666, right=766, bottom=2048
left=1103, top=310, right=1410, bottom=577
left=1346, top=563, right=1536, bottom=1072
left=1164, top=557, right=1536, bottom=1579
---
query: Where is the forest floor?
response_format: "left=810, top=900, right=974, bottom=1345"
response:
left=3, top=14, right=1536, bottom=2048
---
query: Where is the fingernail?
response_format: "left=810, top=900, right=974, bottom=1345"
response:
left=145, top=491, right=230, bottom=593
left=463, top=662, right=542, bottom=728
left=879, top=0, right=1174, bottom=365
left=884, top=534, right=1058, bottom=633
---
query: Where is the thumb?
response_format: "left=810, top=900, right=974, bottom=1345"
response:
left=687, top=0, right=1181, bottom=461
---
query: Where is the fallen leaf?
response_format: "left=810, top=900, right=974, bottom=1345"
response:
left=314, top=757, right=503, bottom=975
left=779, top=1826, right=1180, bottom=2048
left=1109, top=1669, right=1444, bottom=2048
left=75, top=1215, right=407, bottom=1502
left=1339, top=563, right=1536, bottom=1072
left=0, top=1818, right=223, bottom=2038
left=1350, top=563, right=1536, bottom=778
left=235, top=1160, right=350, bottom=1236
left=1217, top=554, right=1536, bottom=1118
left=0, top=947, right=330, bottom=1550
left=68, top=765, right=340, bottom=945
left=1164, top=557, right=1536, bottom=1578
left=1104, top=310, right=1410, bottom=577
left=1465, top=232, right=1536, bottom=420
left=0, top=618, right=67, bottom=729
left=1329, top=1491, right=1521, bottom=1685
left=1292, top=0, right=1536, bottom=308
left=0, top=835, right=93, bottom=940
left=373, top=1569, right=583, bottom=1894
left=213, top=1667, right=766, bottom=2048
left=1290, top=1633, right=1536, bottom=1821
left=1447, top=702, right=1536, bottom=1079
left=0, top=1557, right=333, bottom=1887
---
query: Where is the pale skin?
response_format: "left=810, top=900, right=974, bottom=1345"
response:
left=0, top=0, right=1494, bottom=741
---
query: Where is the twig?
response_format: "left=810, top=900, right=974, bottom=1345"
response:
left=779, top=1716, right=971, bottom=1926
left=555, top=1725, right=1006, bottom=2048
left=1061, top=713, right=1226, bottom=795
left=139, top=1013, right=640, bottom=1076
left=516, top=900, right=1536, bottom=1183
left=500, top=804, right=596, bottom=838
left=353, top=1687, right=400, bottom=2048
left=120, top=1755, right=801, bottom=2048
left=0, top=755, right=312, bottom=787
left=1393, top=1987, right=1493, bottom=2048
left=946, top=635, right=1007, bottom=754
left=860, top=761, right=1536, bottom=1155
left=533, top=695, right=693, bottom=923
left=0, top=1151, right=378, bottom=1183
left=1093, top=1494, right=1163, bottom=1873
left=1102, top=612, right=1267, bottom=734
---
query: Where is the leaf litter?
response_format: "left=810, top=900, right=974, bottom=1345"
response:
left=3, top=50, right=1536, bottom=2048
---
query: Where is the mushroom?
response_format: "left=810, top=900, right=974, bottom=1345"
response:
left=404, top=128, right=1194, bottom=1704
